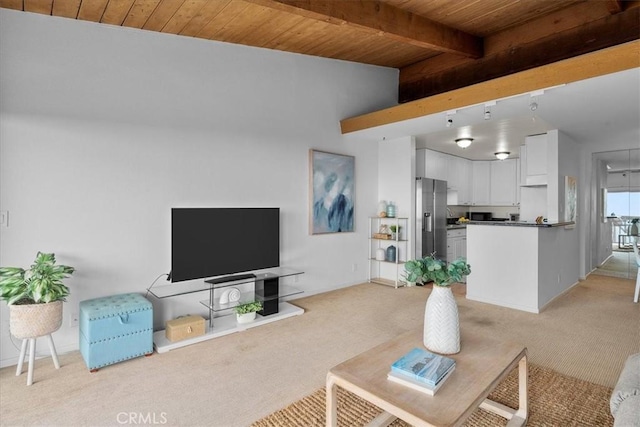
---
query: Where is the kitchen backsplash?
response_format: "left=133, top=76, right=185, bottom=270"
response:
left=448, top=205, right=519, bottom=219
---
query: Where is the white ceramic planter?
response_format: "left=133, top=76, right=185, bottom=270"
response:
left=236, top=312, right=257, bottom=324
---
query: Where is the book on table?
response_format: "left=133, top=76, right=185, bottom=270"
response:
left=388, top=347, right=456, bottom=395
left=387, top=365, right=455, bottom=396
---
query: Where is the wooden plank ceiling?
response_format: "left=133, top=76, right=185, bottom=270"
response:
left=2, top=0, right=639, bottom=104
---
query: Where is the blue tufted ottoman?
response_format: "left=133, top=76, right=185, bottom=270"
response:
left=79, top=293, right=153, bottom=371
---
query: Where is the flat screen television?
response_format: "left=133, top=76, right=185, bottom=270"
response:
left=170, top=207, right=280, bottom=283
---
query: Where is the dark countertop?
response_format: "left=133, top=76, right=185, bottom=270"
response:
left=446, top=224, right=467, bottom=230
left=467, top=220, right=575, bottom=228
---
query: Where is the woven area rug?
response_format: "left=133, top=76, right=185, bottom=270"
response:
left=251, top=364, right=614, bottom=427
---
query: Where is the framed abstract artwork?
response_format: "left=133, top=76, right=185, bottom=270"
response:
left=564, top=175, right=577, bottom=229
left=309, top=150, right=355, bottom=234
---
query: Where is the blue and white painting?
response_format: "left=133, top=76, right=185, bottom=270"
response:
left=310, top=150, right=355, bottom=234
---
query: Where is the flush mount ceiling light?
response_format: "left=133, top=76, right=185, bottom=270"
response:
left=455, top=138, right=473, bottom=149
left=495, top=151, right=510, bottom=160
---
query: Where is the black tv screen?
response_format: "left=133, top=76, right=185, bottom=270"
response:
left=171, top=208, right=280, bottom=282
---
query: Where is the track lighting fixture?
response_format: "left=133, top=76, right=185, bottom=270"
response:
left=495, top=152, right=510, bottom=160
left=446, top=115, right=453, bottom=128
left=455, top=138, right=473, bottom=149
left=530, top=99, right=538, bottom=111
left=484, top=106, right=491, bottom=120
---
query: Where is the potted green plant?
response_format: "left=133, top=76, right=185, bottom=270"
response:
left=234, top=301, right=263, bottom=324
left=389, top=225, right=402, bottom=240
left=404, top=255, right=470, bottom=287
left=0, top=252, right=75, bottom=339
left=404, top=254, right=470, bottom=355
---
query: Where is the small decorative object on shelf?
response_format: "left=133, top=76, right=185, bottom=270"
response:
left=234, top=301, right=263, bottom=324
left=386, top=202, right=396, bottom=218
left=165, top=315, right=205, bottom=342
left=388, top=347, right=456, bottom=395
left=378, top=201, right=388, bottom=218
left=390, top=225, right=401, bottom=240
left=376, top=248, right=386, bottom=261
left=218, top=287, right=241, bottom=305
left=386, top=245, right=397, bottom=262
left=374, top=224, right=392, bottom=240
left=404, top=255, right=471, bottom=354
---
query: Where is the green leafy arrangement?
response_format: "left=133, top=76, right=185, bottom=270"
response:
left=234, top=301, right=263, bottom=314
left=404, top=254, right=470, bottom=287
left=0, top=252, right=75, bottom=305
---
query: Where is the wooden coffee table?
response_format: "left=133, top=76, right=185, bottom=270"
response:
left=326, top=328, right=527, bottom=427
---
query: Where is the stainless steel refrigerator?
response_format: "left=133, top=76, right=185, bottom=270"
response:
left=415, top=177, right=448, bottom=259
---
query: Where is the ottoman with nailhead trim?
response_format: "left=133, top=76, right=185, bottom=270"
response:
left=79, top=293, right=153, bottom=371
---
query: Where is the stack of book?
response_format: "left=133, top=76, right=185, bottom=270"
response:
left=387, top=347, right=456, bottom=396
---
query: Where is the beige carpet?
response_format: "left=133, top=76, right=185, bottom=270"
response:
left=0, top=274, right=637, bottom=426
left=252, top=364, right=614, bottom=427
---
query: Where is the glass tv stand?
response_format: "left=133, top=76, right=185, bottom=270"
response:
left=147, top=267, right=304, bottom=353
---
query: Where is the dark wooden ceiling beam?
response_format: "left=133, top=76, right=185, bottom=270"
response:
left=245, top=0, right=483, bottom=58
left=605, top=0, right=624, bottom=14
left=398, top=5, right=640, bottom=103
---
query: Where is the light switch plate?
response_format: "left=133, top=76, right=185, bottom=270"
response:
left=0, top=211, right=7, bottom=227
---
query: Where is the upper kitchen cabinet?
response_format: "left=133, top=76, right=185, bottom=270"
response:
left=490, top=159, right=518, bottom=206
left=419, top=149, right=473, bottom=205
left=424, top=149, right=448, bottom=181
left=446, top=156, right=472, bottom=205
left=520, top=134, right=548, bottom=186
left=472, top=161, right=491, bottom=205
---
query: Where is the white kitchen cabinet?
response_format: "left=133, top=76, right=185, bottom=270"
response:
left=447, top=156, right=472, bottom=205
left=424, top=149, right=448, bottom=181
left=490, top=159, right=518, bottom=206
left=447, top=228, right=467, bottom=283
left=472, top=161, right=491, bottom=205
left=521, top=134, right=548, bottom=186
left=416, top=149, right=426, bottom=177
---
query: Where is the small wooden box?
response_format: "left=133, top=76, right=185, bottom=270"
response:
left=165, top=315, right=205, bottom=342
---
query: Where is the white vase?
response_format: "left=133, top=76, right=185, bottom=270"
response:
left=423, top=285, right=460, bottom=354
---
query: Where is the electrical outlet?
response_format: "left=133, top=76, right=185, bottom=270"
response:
left=352, top=263, right=358, bottom=272
left=69, top=312, right=79, bottom=327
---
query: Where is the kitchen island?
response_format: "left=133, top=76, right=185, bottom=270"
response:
left=465, top=221, right=578, bottom=313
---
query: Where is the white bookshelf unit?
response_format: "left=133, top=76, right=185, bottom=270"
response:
left=368, top=216, right=408, bottom=288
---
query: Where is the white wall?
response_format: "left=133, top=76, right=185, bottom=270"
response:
left=0, top=10, right=398, bottom=366
left=376, top=136, right=415, bottom=280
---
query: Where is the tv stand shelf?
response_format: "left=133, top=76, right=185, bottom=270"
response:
left=147, top=267, right=304, bottom=353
